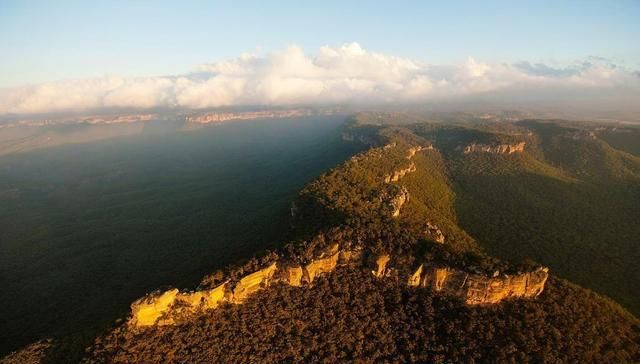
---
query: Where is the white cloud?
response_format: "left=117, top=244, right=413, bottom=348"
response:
left=0, top=42, right=638, bottom=114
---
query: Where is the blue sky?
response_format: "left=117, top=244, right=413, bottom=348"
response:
left=1, top=0, right=639, bottom=88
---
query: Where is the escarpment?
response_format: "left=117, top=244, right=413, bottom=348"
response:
left=383, top=144, right=432, bottom=183
left=407, top=265, right=548, bottom=304
left=128, top=246, right=549, bottom=328
left=460, top=141, right=526, bottom=154
left=384, top=162, right=416, bottom=183
left=231, top=263, right=277, bottom=303
left=125, top=139, right=549, bottom=331
left=127, top=243, right=361, bottom=328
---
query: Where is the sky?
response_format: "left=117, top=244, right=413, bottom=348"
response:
left=0, top=0, right=639, bottom=115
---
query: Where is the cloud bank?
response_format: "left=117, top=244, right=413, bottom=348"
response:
left=1, top=42, right=639, bottom=115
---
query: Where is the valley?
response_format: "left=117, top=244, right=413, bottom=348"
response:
left=0, top=115, right=362, bottom=360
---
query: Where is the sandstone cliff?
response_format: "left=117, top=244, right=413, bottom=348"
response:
left=127, top=246, right=549, bottom=328
left=384, top=162, right=416, bottom=183
left=373, top=255, right=391, bottom=278
left=460, top=142, right=526, bottom=154
left=407, top=264, right=549, bottom=304
left=128, top=244, right=358, bottom=328
left=231, top=263, right=277, bottom=303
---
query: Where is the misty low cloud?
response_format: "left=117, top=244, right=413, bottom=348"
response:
left=1, top=43, right=638, bottom=115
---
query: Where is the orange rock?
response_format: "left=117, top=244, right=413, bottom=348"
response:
left=284, top=266, right=304, bottom=287
left=203, top=283, right=227, bottom=309
left=231, top=263, right=278, bottom=303
left=421, top=266, right=549, bottom=305
left=408, top=265, right=423, bottom=286
left=373, top=254, right=391, bottom=278
left=304, top=252, right=339, bottom=284
left=129, top=289, right=179, bottom=327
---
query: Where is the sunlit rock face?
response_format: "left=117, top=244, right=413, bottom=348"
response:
left=129, top=289, right=179, bottom=327
left=384, top=186, right=409, bottom=218
left=128, top=282, right=229, bottom=328
left=373, top=255, right=391, bottom=278
left=231, top=263, right=278, bottom=303
left=406, top=146, right=422, bottom=159
left=383, top=144, right=430, bottom=183
left=126, top=245, right=347, bottom=328
left=461, top=142, right=526, bottom=154
left=304, top=252, right=340, bottom=284
left=283, top=266, right=304, bottom=287
left=411, top=266, right=549, bottom=305
left=127, top=246, right=549, bottom=329
left=201, top=283, right=228, bottom=309
left=384, top=162, right=416, bottom=183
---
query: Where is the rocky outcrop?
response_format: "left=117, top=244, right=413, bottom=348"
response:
left=339, top=248, right=364, bottom=265
left=388, top=186, right=409, bottom=218
left=460, top=142, right=526, bottom=154
left=425, top=221, right=445, bottom=244
left=384, top=162, right=416, bottom=183
left=383, top=145, right=433, bottom=183
left=406, top=145, right=433, bottom=159
left=129, top=289, right=179, bottom=327
left=231, top=263, right=277, bottom=303
left=128, top=245, right=351, bottom=328
left=128, top=282, right=230, bottom=327
left=408, top=265, right=423, bottom=287
left=304, top=251, right=340, bottom=284
left=407, top=264, right=549, bottom=305
left=373, top=255, right=391, bottom=278
left=128, top=247, right=549, bottom=328
left=282, top=266, right=304, bottom=287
